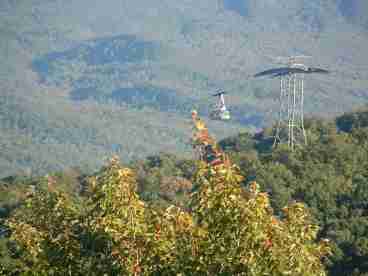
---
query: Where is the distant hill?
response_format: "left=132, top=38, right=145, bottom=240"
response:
left=0, top=0, right=367, bottom=176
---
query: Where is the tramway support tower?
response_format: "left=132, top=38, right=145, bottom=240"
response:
left=254, top=56, right=329, bottom=150
left=276, top=57, right=307, bottom=150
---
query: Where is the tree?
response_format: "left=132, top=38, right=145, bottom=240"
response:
left=5, top=112, right=330, bottom=275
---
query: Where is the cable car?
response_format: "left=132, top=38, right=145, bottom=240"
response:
left=209, top=90, right=231, bottom=121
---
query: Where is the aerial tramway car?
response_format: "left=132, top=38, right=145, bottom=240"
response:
left=209, top=90, right=231, bottom=121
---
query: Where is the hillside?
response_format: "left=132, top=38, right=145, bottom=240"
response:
left=1, top=107, right=367, bottom=275
left=0, top=0, right=368, bottom=176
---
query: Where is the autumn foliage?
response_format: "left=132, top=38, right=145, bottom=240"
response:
left=4, top=112, right=330, bottom=275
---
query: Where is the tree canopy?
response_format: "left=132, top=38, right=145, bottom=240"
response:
left=1, top=112, right=330, bottom=275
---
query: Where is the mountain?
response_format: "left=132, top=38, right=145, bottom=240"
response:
left=0, top=0, right=367, bottom=176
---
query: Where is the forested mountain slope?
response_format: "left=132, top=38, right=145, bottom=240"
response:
left=0, top=0, right=367, bottom=176
left=0, top=107, right=367, bottom=275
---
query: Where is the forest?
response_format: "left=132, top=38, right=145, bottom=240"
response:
left=0, top=106, right=367, bottom=275
left=1, top=0, right=368, bottom=177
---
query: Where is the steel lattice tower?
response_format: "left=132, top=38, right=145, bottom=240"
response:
left=255, top=56, right=329, bottom=150
left=273, top=70, right=307, bottom=150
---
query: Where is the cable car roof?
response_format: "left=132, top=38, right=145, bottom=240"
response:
left=212, top=90, right=227, bottom=97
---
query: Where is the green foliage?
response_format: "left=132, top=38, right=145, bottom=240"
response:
left=1, top=0, right=368, bottom=176
left=336, top=106, right=368, bottom=132
left=220, top=108, right=368, bottom=275
left=3, top=117, right=329, bottom=275
left=191, top=162, right=328, bottom=275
